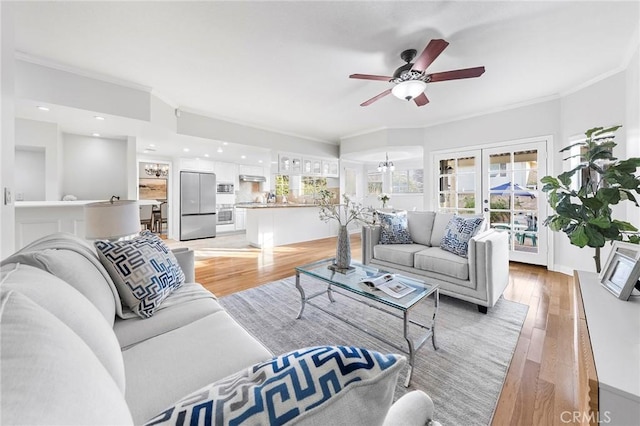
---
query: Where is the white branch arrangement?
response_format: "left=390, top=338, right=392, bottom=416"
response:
left=317, top=189, right=374, bottom=227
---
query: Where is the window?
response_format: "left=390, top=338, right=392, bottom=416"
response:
left=367, top=172, right=383, bottom=195
left=436, top=155, right=479, bottom=215
left=489, top=162, right=507, bottom=177
left=392, top=169, right=423, bottom=193
left=274, top=175, right=290, bottom=196
left=301, top=176, right=327, bottom=197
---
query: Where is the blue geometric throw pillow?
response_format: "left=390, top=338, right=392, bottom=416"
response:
left=440, top=215, right=485, bottom=258
left=95, top=230, right=185, bottom=318
left=144, top=345, right=405, bottom=426
left=378, top=211, right=413, bottom=244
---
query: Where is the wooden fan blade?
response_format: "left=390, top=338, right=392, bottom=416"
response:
left=428, top=66, right=486, bottom=82
left=361, top=89, right=392, bottom=106
left=349, top=73, right=393, bottom=81
left=411, top=39, right=449, bottom=72
left=413, top=92, right=429, bottom=107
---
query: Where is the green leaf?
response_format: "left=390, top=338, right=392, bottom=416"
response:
left=588, top=216, right=610, bottom=228
left=585, top=126, right=605, bottom=139
left=559, top=141, right=586, bottom=153
left=612, top=220, right=638, bottom=232
left=558, top=172, right=572, bottom=187
left=593, top=125, right=622, bottom=136
left=581, top=197, right=603, bottom=210
left=597, top=188, right=621, bottom=204
left=570, top=225, right=589, bottom=247
left=584, top=225, right=606, bottom=247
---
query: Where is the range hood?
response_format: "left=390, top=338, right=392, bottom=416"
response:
left=239, top=174, right=266, bottom=183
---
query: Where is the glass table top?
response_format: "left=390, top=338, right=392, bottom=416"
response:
left=295, top=258, right=438, bottom=311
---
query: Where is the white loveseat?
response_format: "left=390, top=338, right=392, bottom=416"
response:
left=1, top=232, right=437, bottom=426
left=362, top=211, right=510, bottom=313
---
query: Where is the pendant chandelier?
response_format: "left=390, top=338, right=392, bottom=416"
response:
left=144, top=163, right=169, bottom=178
left=377, top=153, right=395, bottom=172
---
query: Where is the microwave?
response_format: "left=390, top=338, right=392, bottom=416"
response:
left=217, top=183, right=234, bottom=193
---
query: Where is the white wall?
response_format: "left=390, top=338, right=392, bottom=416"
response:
left=556, top=71, right=629, bottom=274
left=62, top=134, right=128, bottom=200
left=15, top=148, right=45, bottom=201
left=1, top=2, right=16, bottom=259
left=15, top=118, right=61, bottom=200
left=625, top=47, right=640, bottom=232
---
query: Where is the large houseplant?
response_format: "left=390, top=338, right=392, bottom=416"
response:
left=541, top=125, right=640, bottom=272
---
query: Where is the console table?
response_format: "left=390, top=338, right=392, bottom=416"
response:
left=573, top=270, right=640, bottom=425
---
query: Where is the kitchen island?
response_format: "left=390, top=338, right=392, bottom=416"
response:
left=237, top=203, right=339, bottom=248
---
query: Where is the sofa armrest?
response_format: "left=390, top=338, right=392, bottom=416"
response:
left=468, top=229, right=510, bottom=307
left=382, top=390, right=437, bottom=426
left=172, top=248, right=195, bottom=283
left=361, top=225, right=381, bottom=264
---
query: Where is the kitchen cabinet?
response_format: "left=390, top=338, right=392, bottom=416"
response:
left=235, top=208, right=246, bottom=231
left=302, top=159, right=313, bottom=175
left=214, top=161, right=237, bottom=183
left=180, top=158, right=214, bottom=172
left=322, top=160, right=339, bottom=177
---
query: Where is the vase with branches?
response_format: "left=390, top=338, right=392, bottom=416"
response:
left=541, top=125, right=640, bottom=272
left=317, top=189, right=373, bottom=270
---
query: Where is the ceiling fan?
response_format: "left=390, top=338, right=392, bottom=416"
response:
left=349, top=39, right=485, bottom=107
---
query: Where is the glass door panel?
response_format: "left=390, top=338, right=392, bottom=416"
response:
left=483, top=142, right=547, bottom=265
left=434, top=151, right=481, bottom=215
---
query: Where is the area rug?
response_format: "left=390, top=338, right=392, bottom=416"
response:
left=219, top=275, right=528, bottom=426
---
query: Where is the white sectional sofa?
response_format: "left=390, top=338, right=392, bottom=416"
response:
left=362, top=211, right=510, bottom=313
left=1, top=232, right=437, bottom=426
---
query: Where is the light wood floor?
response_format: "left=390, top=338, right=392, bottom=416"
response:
left=167, top=232, right=578, bottom=425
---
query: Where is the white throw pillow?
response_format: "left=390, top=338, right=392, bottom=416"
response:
left=0, top=289, right=133, bottom=425
left=144, top=345, right=405, bottom=426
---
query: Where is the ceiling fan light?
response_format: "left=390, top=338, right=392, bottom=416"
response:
left=392, top=80, right=426, bottom=101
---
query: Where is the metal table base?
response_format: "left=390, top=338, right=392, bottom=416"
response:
left=295, top=271, right=439, bottom=387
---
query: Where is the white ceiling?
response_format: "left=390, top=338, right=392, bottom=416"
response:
left=11, top=1, right=640, bottom=152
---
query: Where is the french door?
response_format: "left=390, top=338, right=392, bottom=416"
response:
left=434, top=140, right=548, bottom=265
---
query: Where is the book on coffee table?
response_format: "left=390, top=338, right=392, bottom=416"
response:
left=359, top=273, right=416, bottom=299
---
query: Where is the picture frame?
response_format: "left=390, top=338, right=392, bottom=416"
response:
left=599, top=241, right=640, bottom=279
left=600, top=246, right=640, bottom=301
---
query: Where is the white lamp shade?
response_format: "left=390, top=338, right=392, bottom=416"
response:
left=85, top=200, right=141, bottom=240
left=392, top=80, right=427, bottom=100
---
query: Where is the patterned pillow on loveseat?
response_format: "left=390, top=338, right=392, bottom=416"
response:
left=378, top=210, right=413, bottom=244
left=95, top=230, right=185, bottom=318
left=440, top=215, right=485, bottom=258
left=144, top=345, right=405, bottom=426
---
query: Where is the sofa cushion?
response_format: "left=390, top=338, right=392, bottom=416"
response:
left=414, top=247, right=471, bottom=281
left=440, top=216, right=485, bottom=258
left=0, top=289, right=133, bottom=425
left=378, top=211, right=413, bottom=244
left=0, top=263, right=126, bottom=393
left=114, top=282, right=225, bottom=349
left=430, top=212, right=455, bottom=247
left=1, top=248, right=118, bottom=325
left=122, top=310, right=274, bottom=424
left=374, top=244, right=426, bottom=267
left=95, top=230, right=186, bottom=319
left=144, top=346, right=404, bottom=426
left=407, top=211, right=436, bottom=246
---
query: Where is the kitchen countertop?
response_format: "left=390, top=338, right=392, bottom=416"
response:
left=235, top=202, right=319, bottom=209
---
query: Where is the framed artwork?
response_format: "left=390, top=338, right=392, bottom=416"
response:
left=600, top=242, right=640, bottom=300
left=139, top=178, right=167, bottom=200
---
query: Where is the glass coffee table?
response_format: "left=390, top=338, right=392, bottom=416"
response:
left=295, top=258, right=439, bottom=387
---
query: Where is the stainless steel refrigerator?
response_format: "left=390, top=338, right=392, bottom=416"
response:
left=180, top=171, right=217, bottom=240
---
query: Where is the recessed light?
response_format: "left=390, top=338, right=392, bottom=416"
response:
left=241, top=155, right=246, bottom=159
left=149, top=144, right=155, bottom=147
left=143, top=149, right=150, bottom=154
left=204, top=154, right=210, bottom=158
left=258, top=160, right=263, bottom=164
left=36, top=106, right=50, bottom=111
left=92, top=133, right=101, bottom=137
left=94, top=116, right=105, bottom=121
left=217, top=147, right=223, bottom=153
left=223, top=142, right=228, bottom=146
left=183, top=148, right=190, bottom=152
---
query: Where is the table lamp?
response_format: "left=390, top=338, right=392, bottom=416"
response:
left=85, top=196, right=141, bottom=240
